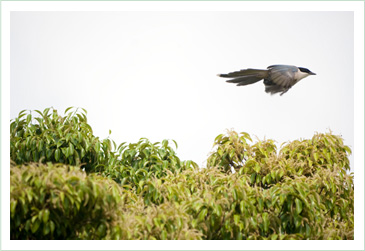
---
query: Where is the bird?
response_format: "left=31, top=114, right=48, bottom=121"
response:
left=217, top=65, right=316, bottom=95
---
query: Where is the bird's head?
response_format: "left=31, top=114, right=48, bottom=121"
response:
left=298, top=67, right=316, bottom=75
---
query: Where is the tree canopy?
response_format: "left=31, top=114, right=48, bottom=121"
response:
left=10, top=107, right=354, bottom=240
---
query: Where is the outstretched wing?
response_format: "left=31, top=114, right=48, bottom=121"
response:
left=264, top=65, right=298, bottom=95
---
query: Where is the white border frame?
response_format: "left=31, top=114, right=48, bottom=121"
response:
left=1, top=1, right=364, bottom=250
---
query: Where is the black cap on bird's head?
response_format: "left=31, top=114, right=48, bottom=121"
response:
left=298, top=67, right=316, bottom=75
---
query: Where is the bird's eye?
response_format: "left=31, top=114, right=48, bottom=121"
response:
left=299, top=67, right=310, bottom=73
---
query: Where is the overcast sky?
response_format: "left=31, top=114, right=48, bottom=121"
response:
left=10, top=10, right=355, bottom=170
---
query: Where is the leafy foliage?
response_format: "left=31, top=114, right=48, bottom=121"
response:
left=10, top=162, right=124, bottom=240
left=10, top=108, right=354, bottom=240
left=103, top=138, right=198, bottom=190
left=109, top=199, right=203, bottom=240
left=10, top=107, right=116, bottom=173
left=204, top=130, right=354, bottom=239
left=10, top=107, right=197, bottom=190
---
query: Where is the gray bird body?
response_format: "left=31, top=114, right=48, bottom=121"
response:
left=218, top=65, right=316, bottom=95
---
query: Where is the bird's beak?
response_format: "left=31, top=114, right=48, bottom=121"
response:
left=310, top=72, right=316, bottom=75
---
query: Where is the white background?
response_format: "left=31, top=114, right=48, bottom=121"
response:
left=2, top=1, right=364, bottom=250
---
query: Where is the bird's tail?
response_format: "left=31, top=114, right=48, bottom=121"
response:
left=217, top=69, right=268, bottom=86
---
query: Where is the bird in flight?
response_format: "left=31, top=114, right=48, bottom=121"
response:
left=217, top=65, right=316, bottom=95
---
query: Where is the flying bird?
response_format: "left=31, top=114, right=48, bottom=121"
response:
left=217, top=65, right=316, bottom=95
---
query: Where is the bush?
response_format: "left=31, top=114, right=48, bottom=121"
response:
left=10, top=108, right=354, bottom=240
left=202, top=130, right=354, bottom=239
left=10, top=162, right=124, bottom=240
left=103, top=137, right=199, bottom=195
left=109, top=199, right=203, bottom=240
left=10, top=107, right=117, bottom=173
left=137, top=164, right=353, bottom=239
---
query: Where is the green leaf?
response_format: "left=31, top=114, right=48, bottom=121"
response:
left=258, top=197, right=264, bottom=212
left=344, top=146, right=352, bottom=154
left=37, top=139, right=44, bottom=152
left=245, top=159, right=256, bottom=168
left=50, top=220, right=55, bottom=234
left=162, top=139, right=168, bottom=148
left=69, top=143, right=74, bottom=156
left=146, top=222, right=152, bottom=232
left=214, top=134, right=224, bottom=144
left=294, top=215, right=302, bottom=228
left=240, top=132, right=252, bottom=142
left=97, top=223, right=106, bottom=237
left=271, top=234, right=278, bottom=240
left=305, top=223, right=311, bottom=237
left=229, top=149, right=235, bottom=159
left=77, top=147, right=85, bottom=160
left=240, top=201, right=245, bottom=214
left=55, top=148, right=60, bottom=162
left=43, top=108, right=50, bottom=117
left=26, top=114, right=32, bottom=124
left=234, top=214, right=240, bottom=225
left=61, top=147, right=69, bottom=158
left=161, top=230, right=167, bottom=240
left=177, top=217, right=183, bottom=230
left=65, top=106, right=74, bottom=114
left=295, top=198, right=303, bottom=215
left=60, top=192, right=65, bottom=204
left=172, top=139, right=178, bottom=149
left=18, top=109, right=27, bottom=118
left=262, top=212, right=269, bottom=232
left=135, top=169, right=148, bottom=177
left=43, top=209, right=50, bottom=223
left=215, top=204, right=222, bottom=217
left=313, top=152, right=319, bottom=162
left=10, top=200, right=17, bottom=216
left=250, top=217, right=257, bottom=229
left=46, top=149, right=53, bottom=159
left=95, top=142, right=101, bottom=153
left=31, top=219, right=41, bottom=233
left=250, top=173, right=256, bottom=184
left=34, top=109, right=43, bottom=117
left=153, top=218, right=160, bottom=228
left=198, top=208, right=208, bottom=222
left=43, top=224, right=50, bottom=235
left=232, top=189, right=238, bottom=201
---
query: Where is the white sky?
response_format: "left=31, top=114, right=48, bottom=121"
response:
left=2, top=1, right=365, bottom=250
left=10, top=10, right=355, bottom=169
